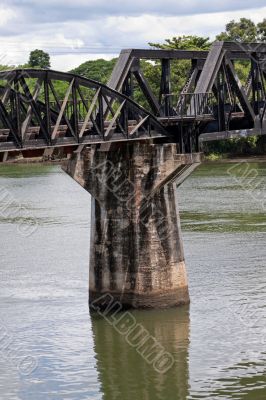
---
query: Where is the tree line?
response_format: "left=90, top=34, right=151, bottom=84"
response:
left=1, top=18, right=266, bottom=157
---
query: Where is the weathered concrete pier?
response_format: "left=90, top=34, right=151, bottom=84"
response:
left=65, top=142, right=201, bottom=309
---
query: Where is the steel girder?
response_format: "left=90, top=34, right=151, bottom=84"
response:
left=0, top=69, right=168, bottom=153
left=1, top=42, right=266, bottom=157
left=109, top=41, right=266, bottom=146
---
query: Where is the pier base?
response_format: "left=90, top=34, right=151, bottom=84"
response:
left=65, top=142, right=201, bottom=309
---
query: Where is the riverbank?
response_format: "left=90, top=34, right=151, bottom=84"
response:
left=203, top=155, right=266, bottom=164
left=2, top=154, right=266, bottom=166
left=1, top=157, right=64, bottom=165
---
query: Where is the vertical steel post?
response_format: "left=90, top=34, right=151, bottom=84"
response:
left=160, top=59, right=171, bottom=117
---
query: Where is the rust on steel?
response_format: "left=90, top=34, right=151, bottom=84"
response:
left=0, top=41, right=266, bottom=161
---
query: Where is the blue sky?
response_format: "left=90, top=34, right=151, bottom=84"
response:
left=0, top=0, right=265, bottom=71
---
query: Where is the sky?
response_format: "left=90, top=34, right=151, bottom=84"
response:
left=0, top=0, right=265, bottom=71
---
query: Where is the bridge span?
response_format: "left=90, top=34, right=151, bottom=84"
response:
left=1, top=41, right=266, bottom=310
left=1, top=41, right=266, bottom=162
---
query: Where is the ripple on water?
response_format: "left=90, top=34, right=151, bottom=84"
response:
left=0, top=162, right=265, bottom=400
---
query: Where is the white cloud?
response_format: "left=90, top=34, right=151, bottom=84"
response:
left=106, top=7, right=266, bottom=43
left=4, top=0, right=266, bottom=18
left=0, top=5, right=17, bottom=26
left=0, top=2, right=265, bottom=70
left=51, top=53, right=116, bottom=71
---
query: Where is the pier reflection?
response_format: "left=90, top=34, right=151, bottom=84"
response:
left=91, top=306, right=190, bottom=400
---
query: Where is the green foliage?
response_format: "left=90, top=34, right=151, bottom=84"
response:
left=149, top=35, right=211, bottom=50
left=71, top=58, right=117, bottom=84
left=257, top=19, right=266, bottom=41
left=234, top=61, right=250, bottom=85
left=216, top=18, right=258, bottom=42
left=142, top=35, right=212, bottom=110
left=203, top=137, right=262, bottom=157
left=28, top=49, right=51, bottom=69
left=0, top=65, right=10, bottom=71
left=205, top=153, right=223, bottom=161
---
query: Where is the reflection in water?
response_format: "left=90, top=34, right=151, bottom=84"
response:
left=211, top=370, right=266, bottom=399
left=91, top=307, right=190, bottom=400
left=0, top=162, right=266, bottom=399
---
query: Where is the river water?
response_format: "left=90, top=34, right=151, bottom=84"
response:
left=0, top=161, right=265, bottom=400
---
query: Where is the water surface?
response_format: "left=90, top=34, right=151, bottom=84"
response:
left=0, top=161, right=265, bottom=399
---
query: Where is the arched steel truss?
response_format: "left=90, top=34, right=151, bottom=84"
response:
left=1, top=42, right=266, bottom=159
left=0, top=69, right=168, bottom=152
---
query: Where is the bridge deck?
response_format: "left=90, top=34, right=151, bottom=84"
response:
left=1, top=42, right=266, bottom=160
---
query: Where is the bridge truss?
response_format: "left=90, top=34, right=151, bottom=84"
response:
left=0, top=41, right=266, bottom=160
left=109, top=42, right=266, bottom=150
left=0, top=69, right=167, bottom=159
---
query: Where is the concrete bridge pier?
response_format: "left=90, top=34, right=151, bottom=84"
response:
left=65, top=142, right=201, bottom=310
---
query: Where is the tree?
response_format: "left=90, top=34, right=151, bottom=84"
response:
left=0, top=64, right=10, bottom=71
left=216, top=18, right=257, bottom=42
left=71, top=58, right=117, bottom=84
left=149, top=35, right=211, bottom=50
left=28, top=49, right=51, bottom=69
left=145, top=35, right=212, bottom=105
left=257, top=18, right=266, bottom=41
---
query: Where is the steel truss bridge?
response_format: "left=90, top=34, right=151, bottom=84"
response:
left=0, top=41, right=266, bottom=161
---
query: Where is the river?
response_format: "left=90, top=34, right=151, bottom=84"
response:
left=0, top=161, right=265, bottom=399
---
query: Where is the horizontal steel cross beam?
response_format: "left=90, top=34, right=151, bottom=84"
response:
left=1, top=41, right=266, bottom=162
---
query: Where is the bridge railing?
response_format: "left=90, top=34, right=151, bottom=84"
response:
left=177, top=92, right=215, bottom=118
left=160, top=92, right=215, bottom=118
